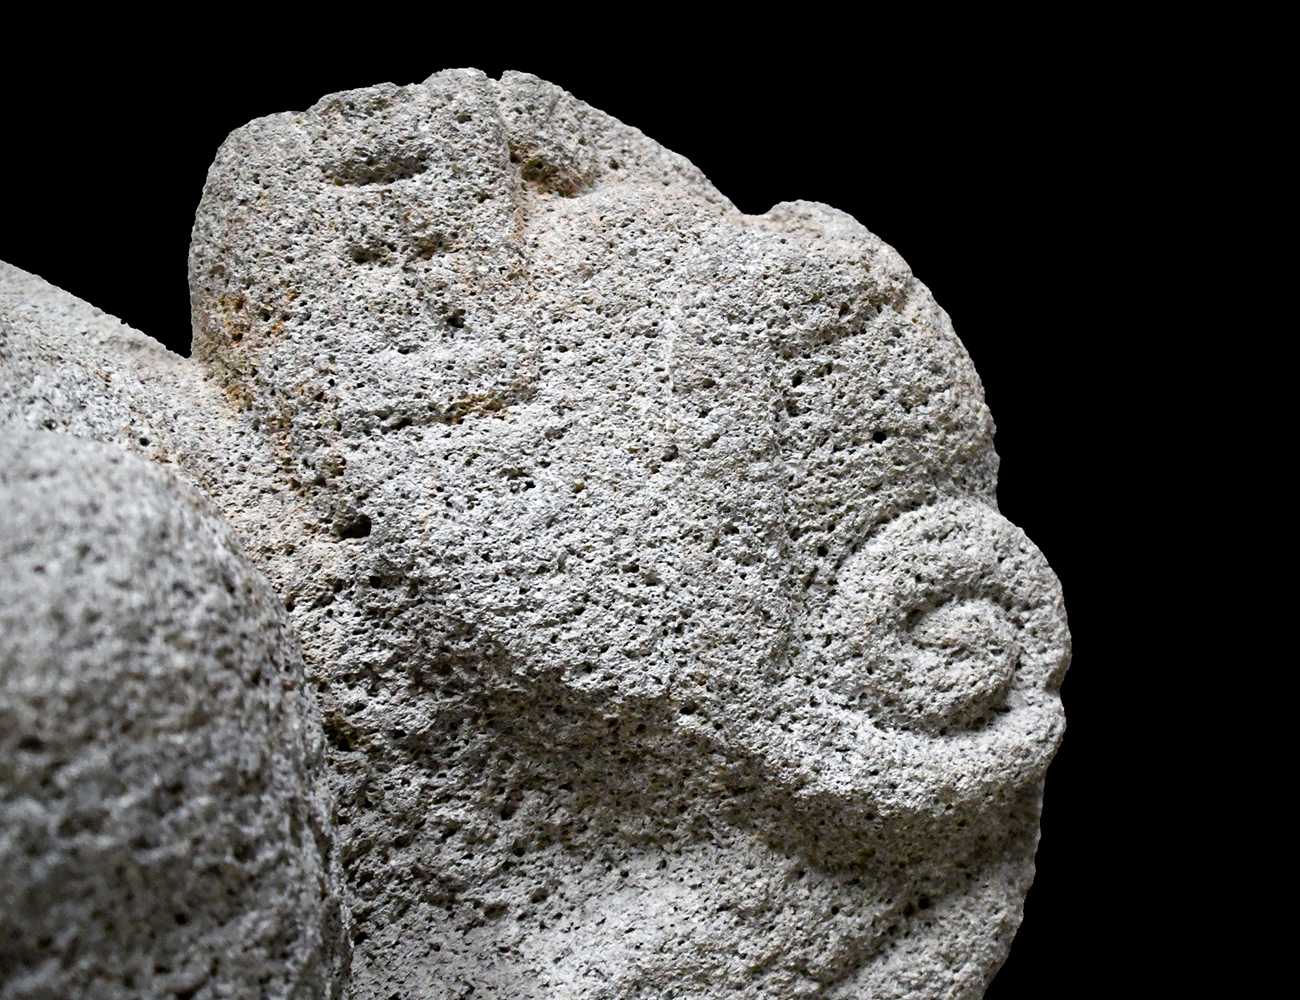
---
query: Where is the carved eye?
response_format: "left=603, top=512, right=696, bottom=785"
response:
left=804, top=499, right=1068, bottom=735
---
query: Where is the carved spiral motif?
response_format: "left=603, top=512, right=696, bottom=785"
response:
left=804, top=498, right=1069, bottom=734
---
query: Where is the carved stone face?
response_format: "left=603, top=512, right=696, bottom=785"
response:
left=187, top=69, right=1069, bottom=998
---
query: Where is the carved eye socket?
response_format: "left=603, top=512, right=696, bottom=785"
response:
left=803, top=500, right=1068, bottom=736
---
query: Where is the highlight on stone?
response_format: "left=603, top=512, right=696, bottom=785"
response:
left=1, top=70, right=1069, bottom=999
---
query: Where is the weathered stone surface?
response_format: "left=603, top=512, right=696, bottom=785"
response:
left=1, top=67, right=1069, bottom=998
left=0, top=432, right=349, bottom=999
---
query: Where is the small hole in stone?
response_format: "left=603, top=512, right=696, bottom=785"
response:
left=335, top=513, right=372, bottom=539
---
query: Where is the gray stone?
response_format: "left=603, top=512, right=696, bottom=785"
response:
left=0, top=432, right=349, bottom=999
left=1, top=68, right=1069, bottom=998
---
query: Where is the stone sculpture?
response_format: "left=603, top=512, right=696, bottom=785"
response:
left=0, top=432, right=348, bottom=999
left=0, top=69, right=1069, bottom=998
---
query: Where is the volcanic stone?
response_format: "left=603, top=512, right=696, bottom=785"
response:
left=0, top=432, right=349, bottom=999
left=1, top=68, right=1070, bottom=999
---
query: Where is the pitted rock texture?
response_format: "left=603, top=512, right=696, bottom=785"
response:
left=1, top=68, right=1069, bottom=999
left=0, top=432, right=349, bottom=999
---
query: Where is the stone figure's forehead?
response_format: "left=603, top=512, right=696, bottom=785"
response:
left=190, top=69, right=997, bottom=543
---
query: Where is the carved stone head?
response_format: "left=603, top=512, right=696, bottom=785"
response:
left=180, top=69, right=1070, bottom=998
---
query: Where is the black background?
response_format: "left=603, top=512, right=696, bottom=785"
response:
left=3, top=30, right=1193, bottom=997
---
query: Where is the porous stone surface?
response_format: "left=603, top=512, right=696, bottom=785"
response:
left=0, top=432, right=349, bottom=999
left=1, top=68, right=1070, bottom=999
